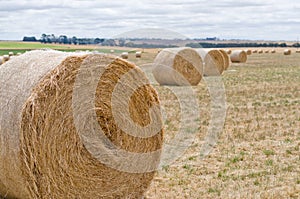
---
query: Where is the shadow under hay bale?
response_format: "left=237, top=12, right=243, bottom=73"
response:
left=0, top=50, right=163, bottom=199
left=152, top=47, right=203, bottom=86
left=230, top=50, right=247, bottom=63
left=197, top=49, right=224, bottom=76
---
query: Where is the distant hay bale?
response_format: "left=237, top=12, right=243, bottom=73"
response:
left=136, top=51, right=142, bottom=58
left=296, top=50, right=300, bottom=53
left=219, top=49, right=230, bottom=70
left=230, top=50, right=247, bottom=63
left=3, top=55, right=9, bottom=62
left=16, top=52, right=22, bottom=56
left=110, top=49, right=115, bottom=53
left=226, top=49, right=232, bottom=54
left=152, top=47, right=203, bottom=86
left=271, top=49, right=276, bottom=53
left=265, top=50, right=269, bottom=53
left=0, top=50, right=163, bottom=199
left=197, top=49, right=224, bottom=76
left=258, top=50, right=263, bottom=54
left=8, top=52, right=14, bottom=57
left=245, top=49, right=252, bottom=55
left=284, top=49, right=291, bottom=55
left=252, top=50, right=258, bottom=53
left=121, top=52, right=129, bottom=59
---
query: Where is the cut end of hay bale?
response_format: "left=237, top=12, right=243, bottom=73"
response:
left=0, top=50, right=164, bottom=199
left=230, top=50, right=247, bottom=63
left=197, top=49, right=224, bottom=76
left=152, top=47, right=203, bottom=86
left=219, top=49, right=230, bottom=70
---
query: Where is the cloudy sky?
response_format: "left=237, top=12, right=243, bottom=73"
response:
left=0, top=0, right=299, bottom=41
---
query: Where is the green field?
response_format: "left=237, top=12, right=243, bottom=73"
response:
left=0, top=41, right=129, bottom=56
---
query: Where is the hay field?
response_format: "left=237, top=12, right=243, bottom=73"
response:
left=128, top=48, right=300, bottom=198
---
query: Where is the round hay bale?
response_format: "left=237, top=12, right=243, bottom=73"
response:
left=152, top=47, right=203, bottom=86
left=16, top=52, right=22, bottom=56
left=258, top=50, right=263, bottom=54
left=110, top=49, right=115, bottom=53
left=3, top=55, right=9, bottom=62
left=271, top=49, right=276, bottom=53
left=0, top=50, right=163, bottom=199
left=284, top=49, right=291, bottom=55
left=226, top=49, right=232, bottom=54
left=296, top=50, right=300, bottom=53
left=245, top=49, right=252, bottom=55
left=219, top=49, right=230, bottom=70
left=265, top=50, right=269, bottom=53
left=252, top=50, right=258, bottom=53
left=197, top=49, right=224, bottom=76
left=136, top=51, right=142, bottom=58
left=8, top=52, right=14, bottom=57
left=121, top=52, right=129, bottom=59
left=230, top=50, right=247, bottom=63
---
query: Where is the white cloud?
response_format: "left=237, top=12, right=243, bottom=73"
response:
left=0, top=0, right=299, bottom=40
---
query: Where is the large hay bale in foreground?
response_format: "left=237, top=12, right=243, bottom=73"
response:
left=0, top=50, right=163, bottom=199
left=219, top=49, right=230, bottom=70
left=152, top=47, right=203, bottom=86
left=284, top=49, right=291, bottom=55
left=230, top=50, right=247, bottom=63
left=197, top=49, right=224, bottom=76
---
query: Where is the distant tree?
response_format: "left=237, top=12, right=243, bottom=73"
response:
left=94, top=38, right=104, bottom=44
left=58, top=35, right=68, bottom=44
left=71, top=36, right=78, bottom=45
left=41, top=33, right=47, bottom=43
left=23, top=36, right=37, bottom=42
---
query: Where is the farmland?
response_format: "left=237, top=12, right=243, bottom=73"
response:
left=1, top=42, right=300, bottom=198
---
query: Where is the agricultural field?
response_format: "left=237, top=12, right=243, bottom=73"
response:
left=125, top=49, right=300, bottom=198
left=1, top=43, right=299, bottom=198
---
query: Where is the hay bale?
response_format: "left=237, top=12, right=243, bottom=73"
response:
left=16, top=52, right=22, bottom=56
left=296, top=50, right=300, bottom=53
left=219, top=49, right=230, bottom=70
left=3, top=55, right=9, bottom=62
left=284, top=49, right=291, bottom=55
left=121, top=52, right=129, bottom=59
left=271, top=49, right=276, bottom=53
left=136, top=51, right=142, bottom=58
left=226, top=49, right=232, bottom=54
left=197, top=49, right=224, bottom=76
left=252, top=50, right=258, bottom=53
left=245, top=49, right=252, bottom=55
left=8, top=52, right=14, bottom=57
left=152, top=47, right=203, bottom=86
left=0, top=57, right=3, bottom=65
left=230, top=50, right=247, bottom=63
left=258, top=50, right=263, bottom=54
left=0, top=50, right=163, bottom=199
left=110, top=49, right=115, bottom=53
left=265, top=50, right=269, bottom=53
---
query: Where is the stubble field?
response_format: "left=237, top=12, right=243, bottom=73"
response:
left=127, top=48, right=300, bottom=198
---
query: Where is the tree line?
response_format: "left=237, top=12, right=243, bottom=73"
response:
left=186, top=42, right=300, bottom=48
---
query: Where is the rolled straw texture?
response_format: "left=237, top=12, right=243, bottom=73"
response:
left=152, top=47, right=203, bottom=86
left=0, top=50, right=163, bottom=199
left=219, top=49, right=230, bottom=70
left=197, top=49, right=224, bottom=76
left=230, top=50, right=247, bottom=63
left=284, top=49, right=291, bottom=55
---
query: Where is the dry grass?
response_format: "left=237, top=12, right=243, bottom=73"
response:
left=132, top=49, right=300, bottom=199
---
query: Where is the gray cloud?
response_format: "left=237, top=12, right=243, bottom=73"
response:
left=0, top=0, right=299, bottom=40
